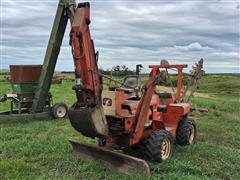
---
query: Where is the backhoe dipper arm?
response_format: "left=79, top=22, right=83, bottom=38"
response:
left=70, top=3, right=102, bottom=107
left=68, top=3, right=109, bottom=138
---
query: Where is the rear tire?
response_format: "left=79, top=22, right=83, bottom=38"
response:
left=52, top=102, right=68, bottom=119
left=143, top=130, right=174, bottom=162
left=176, top=117, right=196, bottom=145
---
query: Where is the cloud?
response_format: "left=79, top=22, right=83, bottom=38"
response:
left=213, top=51, right=239, bottom=58
left=0, top=0, right=239, bottom=73
left=174, top=42, right=211, bottom=51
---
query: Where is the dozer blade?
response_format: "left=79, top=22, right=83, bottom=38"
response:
left=69, top=140, right=151, bottom=176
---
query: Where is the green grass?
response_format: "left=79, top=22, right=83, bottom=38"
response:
left=0, top=74, right=240, bottom=179
left=0, top=82, right=11, bottom=111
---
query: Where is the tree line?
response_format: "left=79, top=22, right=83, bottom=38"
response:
left=99, top=65, right=136, bottom=76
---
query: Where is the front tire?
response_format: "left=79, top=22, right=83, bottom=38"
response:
left=176, top=117, right=196, bottom=145
left=143, top=130, right=174, bottom=162
left=51, top=102, right=68, bottom=119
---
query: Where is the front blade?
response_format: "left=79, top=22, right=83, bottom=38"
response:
left=69, top=139, right=151, bottom=176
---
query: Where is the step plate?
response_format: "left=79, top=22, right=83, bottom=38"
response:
left=69, top=139, right=151, bottom=176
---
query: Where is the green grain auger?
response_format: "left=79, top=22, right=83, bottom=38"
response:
left=0, top=0, right=74, bottom=121
left=0, top=65, right=68, bottom=121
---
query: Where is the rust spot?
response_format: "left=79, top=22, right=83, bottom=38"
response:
left=10, top=65, right=42, bottom=83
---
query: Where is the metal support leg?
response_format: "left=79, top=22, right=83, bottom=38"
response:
left=10, top=100, right=13, bottom=113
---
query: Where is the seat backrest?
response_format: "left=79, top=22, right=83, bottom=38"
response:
left=122, top=75, right=140, bottom=90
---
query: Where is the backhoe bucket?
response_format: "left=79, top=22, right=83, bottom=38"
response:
left=69, top=140, right=151, bottom=176
left=68, top=106, right=109, bottom=138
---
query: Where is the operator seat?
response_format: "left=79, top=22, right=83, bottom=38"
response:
left=117, top=75, right=141, bottom=93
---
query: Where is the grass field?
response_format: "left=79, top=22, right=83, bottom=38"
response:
left=0, top=74, right=240, bottom=179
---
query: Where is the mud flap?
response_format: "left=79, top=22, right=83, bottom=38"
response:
left=68, top=105, right=109, bottom=138
left=69, top=139, right=151, bottom=176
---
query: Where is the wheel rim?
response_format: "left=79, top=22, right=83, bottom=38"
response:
left=161, top=138, right=171, bottom=160
left=189, top=125, right=195, bottom=144
left=56, top=106, right=66, bottom=118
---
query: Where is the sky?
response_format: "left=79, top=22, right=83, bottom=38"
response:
left=0, top=0, right=239, bottom=73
